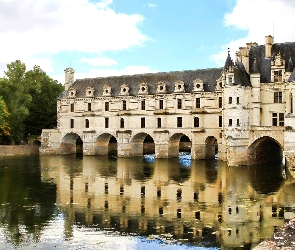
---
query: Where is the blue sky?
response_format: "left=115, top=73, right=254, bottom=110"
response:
left=0, top=0, right=294, bottom=83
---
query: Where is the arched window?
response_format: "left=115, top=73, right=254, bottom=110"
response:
left=194, top=117, right=199, bottom=127
left=120, top=118, right=124, bottom=128
left=85, top=119, right=89, bottom=128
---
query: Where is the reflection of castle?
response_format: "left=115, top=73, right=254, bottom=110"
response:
left=40, top=155, right=295, bottom=248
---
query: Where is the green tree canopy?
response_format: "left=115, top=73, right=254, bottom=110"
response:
left=0, top=60, right=63, bottom=144
left=24, top=65, right=63, bottom=136
left=0, top=97, right=10, bottom=136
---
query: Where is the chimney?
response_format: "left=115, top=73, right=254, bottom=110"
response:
left=64, top=67, right=75, bottom=91
left=265, top=35, right=273, bottom=59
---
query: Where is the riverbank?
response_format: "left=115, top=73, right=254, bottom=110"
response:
left=0, top=145, right=39, bottom=156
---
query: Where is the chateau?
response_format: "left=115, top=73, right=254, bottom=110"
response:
left=40, top=35, right=295, bottom=168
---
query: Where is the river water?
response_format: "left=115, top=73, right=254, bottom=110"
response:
left=0, top=154, right=294, bottom=249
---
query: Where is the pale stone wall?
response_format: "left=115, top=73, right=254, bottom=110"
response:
left=0, top=145, right=39, bottom=156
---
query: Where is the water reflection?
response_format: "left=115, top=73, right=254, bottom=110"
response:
left=0, top=155, right=295, bottom=249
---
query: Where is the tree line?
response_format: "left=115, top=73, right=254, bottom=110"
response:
left=0, top=60, right=64, bottom=144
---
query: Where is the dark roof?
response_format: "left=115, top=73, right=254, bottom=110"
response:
left=224, top=51, right=233, bottom=71
left=60, top=68, right=223, bottom=98
left=234, top=62, right=251, bottom=86
left=249, top=42, right=295, bottom=82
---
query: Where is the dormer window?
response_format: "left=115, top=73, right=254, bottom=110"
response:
left=157, top=81, right=167, bottom=93
left=274, top=70, right=283, bottom=82
left=68, top=87, right=76, bottom=98
left=138, top=82, right=148, bottom=95
left=85, top=87, right=94, bottom=97
left=174, top=80, right=185, bottom=92
left=193, top=78, right=204, bottom=92
left=271, top=53, right=285, bottom=82
left=120, top=84, right=129, bottom=95
left=103, top=85, right=111, bottom=96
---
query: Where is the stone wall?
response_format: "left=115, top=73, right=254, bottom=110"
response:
left=0, top=145, right=40, bottom=156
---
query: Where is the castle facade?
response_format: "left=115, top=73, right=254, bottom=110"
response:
left=40, top=35, right=295, bottom=168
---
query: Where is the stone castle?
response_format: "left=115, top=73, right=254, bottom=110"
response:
left=40, top=35, right=295, bottom=168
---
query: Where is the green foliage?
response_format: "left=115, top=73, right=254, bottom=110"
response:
left=24, top=66, right=63, bottom=136
left=0, top=60, right=63, bottom=144
left=0, top=97, right=10, bottom=136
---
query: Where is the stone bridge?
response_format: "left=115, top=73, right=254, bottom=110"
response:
left=40, top=125, right=293, bottom=170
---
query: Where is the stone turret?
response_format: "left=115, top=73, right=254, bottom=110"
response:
left=64, top=67, right=75, bottom=91
left=223, top=50, right=234, bottom=86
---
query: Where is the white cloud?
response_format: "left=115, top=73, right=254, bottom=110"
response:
left=0, top=0, right=148, bottom=75
left=79, top=57, right=118, bottom=67
left=212, top=0, right=295, bottom=66
left=147, top=3, right=157, bottom=8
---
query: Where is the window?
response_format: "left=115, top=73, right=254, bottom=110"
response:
left=70, top=119, right=74, bottom=128
left=237, top=119, right=240, bottom=126
left=120, top=118, right=124, bottom=128
left=159, top=99, right=164, bottom=109
left=228, top=77, right=233, bottom=85
left=85, top=119, right=89, bottom=128
left=88, top=103, right=91, bottom=111
left=105, top=102, right=109, bottom=111
left=141, top=117, right=145, bottom=128
left=196, top=98, right=200, bottom=108
left=274, top=92, right=282, bottom=103
left=194, top=117, right=199, bottom=127
left=177, top=99, right=182, bottom=109
left=177, top=117, right=182, bottom=128
left=105, top=117, right=109, bottom=128
left=291, top=94, right=293, bottom=113
left=279, top=113, right=284, bottom=126
left=237, top=97, right=240, bottom=104
left=272, top=113, right=277, bottom=126
left=219, top=116, right=222, bottom=127
left=229, top=97, right=232, bottom=104
left=122, top=100, right=127, bottom=111
left=229, top=119, right=232, bottom=126
left=219, top=97, right=222, bottom=108
left=141, top=100, right=145, bottom=110
left=274, top=70, right=282, bottom=82
left=157, top=118, right=161, bottom=128
left=71, top=103, right=74, bottom=112
left=177, top=208, right=181, bottom=218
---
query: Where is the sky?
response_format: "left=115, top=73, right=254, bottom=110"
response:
left=1, top=0, right=295, bottom=84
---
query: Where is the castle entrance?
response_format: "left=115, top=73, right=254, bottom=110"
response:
left=248, top=136, right=283, bottom=165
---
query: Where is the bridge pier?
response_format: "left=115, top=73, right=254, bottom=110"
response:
left=117, top=131, right=132, bottom=157
left=83, top=131, right=96, bottom=155
left=154, top=131, right=169, bottom=158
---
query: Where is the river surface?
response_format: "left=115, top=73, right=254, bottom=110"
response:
left=0, top=154, right=294, bottom=249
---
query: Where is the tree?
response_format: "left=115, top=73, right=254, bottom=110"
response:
left=0, top=60, right=31, bottom=144
left=24, top=66, right=63, bottom=136
left=0, top=97, right=10, bottom=137
left=0, top=60, right=63, bottom=144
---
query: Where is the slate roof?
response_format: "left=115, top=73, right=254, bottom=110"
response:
left=59, top=68, right=223, bottom=98
left=58, top=41, right=295, bottom=99
left=249, top=42, right=295, bottom=82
